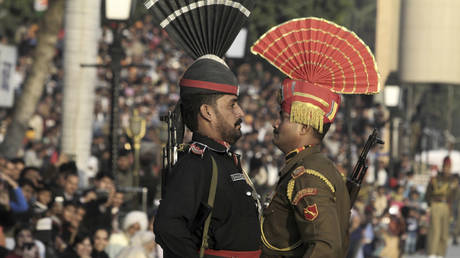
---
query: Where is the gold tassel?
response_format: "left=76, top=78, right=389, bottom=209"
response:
left=290, top=102, right=325, bottom=133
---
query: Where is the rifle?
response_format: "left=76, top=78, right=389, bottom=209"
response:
left=160, top=103, right=184, bottom=198
left=346, top=128, right=384, bottom=208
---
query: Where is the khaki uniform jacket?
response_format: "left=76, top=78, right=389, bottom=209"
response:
left=261, top=146, right=350, bottom=257
left=425, top=174, right=457, bottom=205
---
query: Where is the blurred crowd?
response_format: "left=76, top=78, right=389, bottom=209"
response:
left=0, top=14, right=459, bottom=258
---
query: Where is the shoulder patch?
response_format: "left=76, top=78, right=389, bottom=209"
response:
left=291, top=166, right=306, bottom=179
left=304, top=203, right=319, bottom=221
left=189, top=143, right=205, bottom=156
left=177, top=143, right=188, bottom=152
left=292, top=188, right=318, bottom=205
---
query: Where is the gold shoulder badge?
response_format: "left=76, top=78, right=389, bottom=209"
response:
left=287, top=179, right=295, bottom=202
left=292, top=188, right=318, bottom=205
left=291, top=166, right=306, bottom=179
left=304, top=203, right=319, bottom=221
left=177, top=143, right=188, bottom=152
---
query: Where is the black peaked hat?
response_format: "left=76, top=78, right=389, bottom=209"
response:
left=145, top=0, right=254, bottom=97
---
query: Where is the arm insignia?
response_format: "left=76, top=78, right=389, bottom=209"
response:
left=292, top=188, right=318, bottom=205
left=304, top=203, right=319, bottom=221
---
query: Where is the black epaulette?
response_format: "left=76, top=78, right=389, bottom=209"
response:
left=177, top=143, right=189, bottom=153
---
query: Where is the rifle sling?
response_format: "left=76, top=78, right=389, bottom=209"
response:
left=199, top=155, right=218, bottom=258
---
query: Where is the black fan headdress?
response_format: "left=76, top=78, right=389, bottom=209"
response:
left=144, top=0, right=254, bottom=96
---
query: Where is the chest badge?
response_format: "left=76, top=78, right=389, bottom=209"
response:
left=230, top=173, right=245, bottom=182
left=304, top=203, right=318, bottom=221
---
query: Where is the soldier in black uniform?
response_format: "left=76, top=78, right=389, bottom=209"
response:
left=145, top=0, right=261, bottom=257
left=154, top=131, right=261, bottom=257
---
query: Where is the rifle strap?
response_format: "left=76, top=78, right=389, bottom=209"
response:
left=199, top=155, right=218, bottom=258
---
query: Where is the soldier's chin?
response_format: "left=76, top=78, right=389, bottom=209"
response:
left=227, top=130, right=242, bottom=145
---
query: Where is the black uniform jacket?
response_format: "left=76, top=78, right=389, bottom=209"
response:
left=154, top=133, right=261, bottom=257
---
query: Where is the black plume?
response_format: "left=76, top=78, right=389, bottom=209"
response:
left=144, top=0, right=254, bottom=59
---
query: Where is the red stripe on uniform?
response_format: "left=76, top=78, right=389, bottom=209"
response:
left=180, top=79, right=238, bottom=95
left=203, top=249, right=262, bottom=258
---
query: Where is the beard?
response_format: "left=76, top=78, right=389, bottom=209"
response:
left=215, top=110, right=243, bottom=145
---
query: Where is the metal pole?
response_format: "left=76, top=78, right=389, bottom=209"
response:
left=142, top=187, right=148, bottom=212
left=447, top=85, right=453, bottom=134
left=133, top=138, right=140, bottom=187
left=109, top=24, right=123, bottom=180
left=389, top=113, right=394, bottom=178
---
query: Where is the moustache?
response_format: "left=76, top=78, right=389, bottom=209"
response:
left=234, top=119, right=243, bottom=127
left=273, top=128, right=279, bottom=135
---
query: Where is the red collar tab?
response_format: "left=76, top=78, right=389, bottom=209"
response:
left=203, top=249, right=261, bottom=258
left=285, top=145, right=312, bottom=162
left=190, top=143, right=205, bottom=156
left=215, top=139, right=231, bottom=151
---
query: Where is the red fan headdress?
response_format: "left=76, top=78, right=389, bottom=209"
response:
left=251, top=17, right=380, bottom=132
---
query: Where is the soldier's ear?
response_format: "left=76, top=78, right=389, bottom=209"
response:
left=199, top=104, right=214, bottom=122
left=299, top=124, right=309, bottom=135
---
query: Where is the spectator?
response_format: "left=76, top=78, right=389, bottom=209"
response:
left=32, top=185, right=52, bottom=216
left=80, top=173, right=117, bottom=234
left=91, top=228, right=110, bottom=258
left=59, top=202, right=86, bottom=245
left=105, top=210, right=148, bottom=258
left=59, top=233, right=92, bottom=258
left=55, top=172, right=79, bottom=202
left=18, top=179, right=36, bottom=205
left=4, top=159, right=22, bottom=182
left=0, top=182, right=16, bottom=256
left=52, top=162, right=78, bottom=194
left=114, top=149, right=135, bottom=205
left=375, top=160, right=388, bottom=187
left=116, top=230, right=155, bottom=258
left=0, top=173, right=28, bottom=213
left=10, top=159, right=25, bottom=178
left=5, top=226, right=40, bottom=258
left=19, top=167, right=43, bottom=189
left=404, top=208, right=418, bottom=254
left=374, top=186, right=388, bottom=217
left=110, top=191, right=125, bottom=233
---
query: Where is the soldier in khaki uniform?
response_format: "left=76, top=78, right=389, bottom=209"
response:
left=452, top=175, right=460, bottom=245
left=425, top=156, right=457, bottom=258
left=250, top=18, right=381, bottom=257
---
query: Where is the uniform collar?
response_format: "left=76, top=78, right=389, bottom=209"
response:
left=285, top=145, right=313, bottom=163
left=192, top=133, right=231, bottom=153
left=279, top=145, right=321, bottom=180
